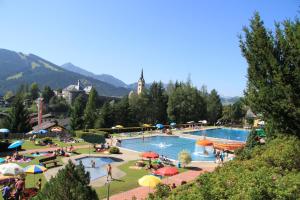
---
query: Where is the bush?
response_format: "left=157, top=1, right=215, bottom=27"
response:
left=42, top=137, right=53, bottom=144
left=109, top=146, right=120, bottom=154
left=178, top=150, right=192, bottom=167
left=80, top=133, right=105, bottom=144
left=148, top=183, right=171, bottom=199
left=76, top=130, right=109, bottom=138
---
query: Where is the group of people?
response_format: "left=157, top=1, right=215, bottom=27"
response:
left=5, top=152, right=27, bottom=163
left=214, top=149, right=227, bottom=164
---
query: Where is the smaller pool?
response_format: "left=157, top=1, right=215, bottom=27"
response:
left=31, top=152, right=52, bottom=157
left=187, top=128, right=249, bottom=141
left=75, top=157, right=114, bottom=180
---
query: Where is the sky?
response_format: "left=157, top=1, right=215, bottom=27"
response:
left=0, top=1, right=297, bottom=96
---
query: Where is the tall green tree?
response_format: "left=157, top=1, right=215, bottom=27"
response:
left=207, top=89, right=222, bottom=123
left=70, top=95, right=86, bottom=130
left=240, top=13, right=300, bottom=136
left=42, top=86, right=55, bottom=104
left=6, top=94, right=31, bottom=133
left=34, top=160, right=98, bottom=200
left=148, top=82, right=168, bottom=124
left=30, top=82, right=40, bottom=100
left=96, top=102, right=114, bottom=128
left=83, top=88, right=98, bottom=129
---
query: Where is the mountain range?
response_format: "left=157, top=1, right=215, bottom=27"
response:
left=0, top=49, right=130, bottom=96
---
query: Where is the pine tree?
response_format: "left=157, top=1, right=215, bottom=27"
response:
left=7, top=94, right=31, bottom=133
left=70, top=95, right=86, bottom=130
left=34, top=160, right=98, bottom=200
left=42, top=86, right=55, bottom=104
left=83, top=88, right=98, bottom=129
left=207, top=89, right=222, bottom=124
left=30, top=82, right=40, bottom=100
left=240, top=13, right=300, bottom=136
left=96, top=102, right=114, bottom=128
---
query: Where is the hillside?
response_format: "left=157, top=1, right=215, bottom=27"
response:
left=61, top=63, right=128, bottom=88
left=0, top=49, right=130, bottom=96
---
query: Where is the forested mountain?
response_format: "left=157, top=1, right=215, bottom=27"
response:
left=0, top=49, right=130, bottom=96
left=61, top=62, right=128, bottom=88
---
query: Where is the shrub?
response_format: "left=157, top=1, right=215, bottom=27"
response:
left=178, top=150, right=192, bottom=167
left=149, top=183, right=171, bottom=199
left=80, top=133, right=105, bottom=144
left=109, top=146, right=120, bottom=154
left=42, top=137, right=53, bottom=144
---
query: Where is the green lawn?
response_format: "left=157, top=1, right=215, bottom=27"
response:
left=95, top=160, right=187, bottom=199
left=20, top=138, right=89, bottom=150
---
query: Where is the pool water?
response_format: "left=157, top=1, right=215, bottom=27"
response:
left=187, top=128, right=249, bottom=141
left=75, top=157, right=114, bottom=180
left=121, top=136, right=216, bottom=161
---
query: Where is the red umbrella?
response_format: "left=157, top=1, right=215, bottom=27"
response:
left=141, top=151, right=159, bottom=159
left=154, top=167, right=179, bottom=176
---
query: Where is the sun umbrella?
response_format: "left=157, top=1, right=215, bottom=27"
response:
left=23, top=165, right=47, bottom=174
left=0, top=163, right=23, bottom=176
left=141, top=151, right=159, bottom=159
left=8, top=140, right=24, bottom=149
left=155, top=124, right=164, bottom=129
left=170, top=122, right=176, bottom=126
left=115, top=125, right=124, bottom=128
left=142, top=124, right=151, bottom=127
left=0, top=158, right=5, bottom=164
left=138, top=175, right=161, bottom=188
left=196, top=139, right=214, bottom=146
left=38, top=129, right=48, bottom=134
left=0, top=128, right=10, bottom=133
left=154, top=167, right=179, bottom=177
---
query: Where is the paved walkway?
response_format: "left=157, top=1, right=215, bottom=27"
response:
left=108, top=166, right=215, bottom=200
left=22, top=144, right=91, bottom=154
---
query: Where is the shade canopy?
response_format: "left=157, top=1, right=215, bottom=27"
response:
left=170, top=122, right=176, bottom=126
left=115, top=125, right=124, bottom=128
left=155, top=124, right=164, bottom=129
left=8, top=140, right=24, bottom=149
left=142, top=124, right=152, bottom=127
left=0, top=163, right=23, bottom=176
left=141, top=151, right=159, bottom=159
left=138, top=175, right=161, bottom=188
left=0, top=158, right=5, bottom=164
left=196, top=139, right=214, bottom=146
left=154, top=167, right=179, bottom=176
left=23, top=165, right=47, bottom=174
left=0, top=128, right=10, bottom=133
left=38, top=129, right=48, bottom=134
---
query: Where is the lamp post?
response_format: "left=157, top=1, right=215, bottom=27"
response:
left=106, top=179, right=111, bottom=200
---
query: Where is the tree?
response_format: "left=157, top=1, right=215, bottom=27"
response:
left=178, top=150, right=192, bottom=167
left=48, top=96, right=70, bottom=113
left=232, top=98, right=245, bottom=122
left=6, top=94, right=31, bottom=133
left=34, top=160, right=98, bottom=200
left=207, top=89, right=222, bottom=124
left=70, top=95, right=86, bottom=130
left=96, top=102, right=114, bottom=128
left=148, top=82, right=168, bottom=124
left=4, top=91, right=14, bottom=101
left=30, top=83, right=40, bottom=100
left=240, top=13, right=300, bottom=136
left=83, top=88, right=98, bottom=129
left=42, top=86, right=55, bottom=104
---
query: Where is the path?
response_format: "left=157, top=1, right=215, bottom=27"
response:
left=22, top=144, right=90, bottom=154
left=108, top=166, right=215, bottom=200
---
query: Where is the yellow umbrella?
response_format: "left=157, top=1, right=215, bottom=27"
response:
left=115, top=125, right=124, bottom=129
left=142, top=124, right=151, bottom=127
left=138, top=175, right=161, bottom=188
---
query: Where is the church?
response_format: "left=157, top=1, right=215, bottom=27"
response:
left=129, top=69, right=146, bottom=97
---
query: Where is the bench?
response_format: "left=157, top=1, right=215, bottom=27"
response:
left=39, top=156, right=59, bottom=168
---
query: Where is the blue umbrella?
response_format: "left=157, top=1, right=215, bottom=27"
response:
left=8, top=140, right=24, bottom=149
left=156, top=124, right=164, bottom=129
left=38, top=129, right=48, bottom=134
left=0, top=158, right=5, bottom=164
left=170, top=122, right=176, bottom=126
left=0, top=128, right=10, bottom=133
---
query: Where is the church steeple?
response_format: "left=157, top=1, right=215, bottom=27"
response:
left=137, top=69, right=145, bottom=95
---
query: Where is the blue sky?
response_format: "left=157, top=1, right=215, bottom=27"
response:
left=0, top=1, right=297, bottom=96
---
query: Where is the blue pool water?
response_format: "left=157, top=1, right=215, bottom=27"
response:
left=75, top=157, right=114, bottom=180
left=121, top=136, right=216, bottom=161
left=187, top=128, right=249, bottom=141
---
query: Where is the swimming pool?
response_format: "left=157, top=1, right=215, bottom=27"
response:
left=121, top=136, right=216, bottom=162
left=75, top=156, right=114, bottom=180
left=187, top=128, right=249, bottom=141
